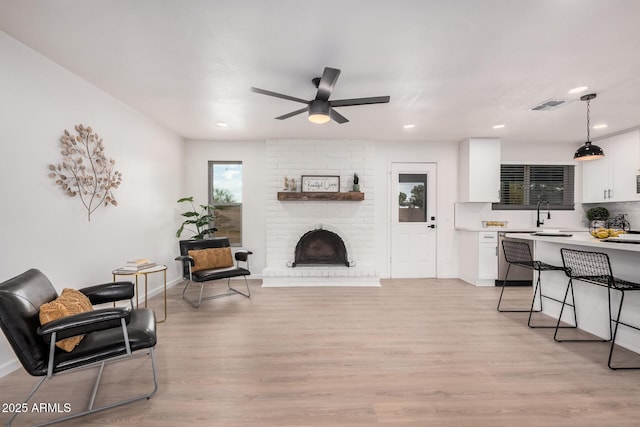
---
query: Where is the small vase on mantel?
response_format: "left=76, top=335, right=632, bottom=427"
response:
left=352, top=173, right=360, bottom=192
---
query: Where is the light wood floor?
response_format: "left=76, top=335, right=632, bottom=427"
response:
left=2, top=278, right=640, bottom=426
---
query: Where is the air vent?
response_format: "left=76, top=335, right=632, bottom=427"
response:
left=530, top=99, right=575, bottom=111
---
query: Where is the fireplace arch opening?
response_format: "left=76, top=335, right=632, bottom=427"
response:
left=292, top=229, right=349, bottom=267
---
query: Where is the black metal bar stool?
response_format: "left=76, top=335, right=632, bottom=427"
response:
left=557, top=248, right=640, bottom=370
left=497, top=240, right=569, bottom=328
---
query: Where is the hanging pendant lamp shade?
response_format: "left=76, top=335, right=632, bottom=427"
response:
left=573, top=93, right=605, bottom=161
left=574, top=141, right=605, bottom=160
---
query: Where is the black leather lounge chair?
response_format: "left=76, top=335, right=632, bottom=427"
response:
left=0, top=268, right=158, bottom=426
left=176, top=237, right=252, bottom=308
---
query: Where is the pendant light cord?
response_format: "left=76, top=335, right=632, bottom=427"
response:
left=574, top=93, right=601, bottom=160
left=586, top=98, right=591, bottom=142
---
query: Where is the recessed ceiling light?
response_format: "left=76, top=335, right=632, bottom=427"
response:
left=569, top=86, right=589, bottom=94
left=215, top=122, right=228, bottom=127
left=492, top=124, right=505, bottom=129
left=403, top=124, right=415, bottom=129
left=592, top=123, right=608, bottom=129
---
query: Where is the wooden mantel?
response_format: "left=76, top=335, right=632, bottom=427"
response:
left=277, top=191, right=365, bottom=201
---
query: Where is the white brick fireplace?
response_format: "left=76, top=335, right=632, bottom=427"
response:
left=262, top=140, right=380, bottom=286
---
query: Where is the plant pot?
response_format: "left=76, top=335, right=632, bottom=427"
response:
left=352, top=184, right=360, bottom=192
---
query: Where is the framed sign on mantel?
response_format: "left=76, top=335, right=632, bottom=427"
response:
left=301, top=175, right=340, bottom=192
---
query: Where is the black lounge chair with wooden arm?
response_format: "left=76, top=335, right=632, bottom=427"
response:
left=0, top=268, right=158, bottom=426
left=175, top=237, right=252, bottom=308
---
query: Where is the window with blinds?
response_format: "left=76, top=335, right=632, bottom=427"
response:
left=492, top=165, right=575, bottom=210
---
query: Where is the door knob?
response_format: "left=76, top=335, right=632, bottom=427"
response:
left=428, top=224, right=436, bottom=229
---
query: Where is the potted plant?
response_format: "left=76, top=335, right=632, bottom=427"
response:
left=586, top=206, right=609, bottom=222
left=586, top=206, right=609, bottom=236
left=352, top=173, right=360, bottom=192
left=176, top=196, right=216, bottom=239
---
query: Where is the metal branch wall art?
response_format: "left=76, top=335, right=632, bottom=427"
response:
left=48, top=124, right=123, bottom=221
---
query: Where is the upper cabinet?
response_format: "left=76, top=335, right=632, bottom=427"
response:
left=458, top=138, right=501, bottom=202
left=582, top=130, right=640, bottom=203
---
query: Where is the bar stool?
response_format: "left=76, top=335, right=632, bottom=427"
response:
left=557, top=248, right=640, bottom=370
left=497, top=240, right=568, bottom=328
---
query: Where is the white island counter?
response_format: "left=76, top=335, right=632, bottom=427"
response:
left=505, top=231, right=640, bottom=354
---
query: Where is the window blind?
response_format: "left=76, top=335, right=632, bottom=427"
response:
left=493, top=165, right=575, bottom=210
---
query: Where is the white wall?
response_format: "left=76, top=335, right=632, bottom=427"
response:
left=183, top=140, right=266, bottom=273
left=0, top=32, right=184, bottom=376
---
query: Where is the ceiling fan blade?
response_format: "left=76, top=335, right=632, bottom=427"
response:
left=275, top=107, right=308, bottom=120
left=330, top=109, right=349, bottom=124
left=331, top=96, right=390, bottom=107
left=250, top=87, right=309, bottom=104
left=315, top=67, right=341, bottom=101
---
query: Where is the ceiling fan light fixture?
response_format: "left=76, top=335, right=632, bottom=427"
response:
left=308, top=113, right=331, bottom=124
left=308, top=100, right=331, bottom=124
left=251, top=67, right=390, bottom=124
left=573, top=93, right=605, bottom=161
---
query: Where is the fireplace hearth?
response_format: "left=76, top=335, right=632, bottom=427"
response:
left=292, top=229, right=350, bottom=267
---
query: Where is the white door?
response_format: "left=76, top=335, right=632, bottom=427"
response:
left=390, top=163, right=437, bottom=278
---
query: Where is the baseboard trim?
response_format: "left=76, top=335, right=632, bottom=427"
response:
left=262, top=276, right=381, bottom=287
left=495, top=280, right=533, bottom=287
left=0, top=358, right=20, bottom=378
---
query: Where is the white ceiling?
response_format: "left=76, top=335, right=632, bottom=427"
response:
left=2, top=0, right=640, bottom=145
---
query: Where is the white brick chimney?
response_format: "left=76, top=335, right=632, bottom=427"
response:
left=262, top=140, right=380, bottom=286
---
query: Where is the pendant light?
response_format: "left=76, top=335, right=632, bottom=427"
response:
left=573, top=93, right=605, bottom=161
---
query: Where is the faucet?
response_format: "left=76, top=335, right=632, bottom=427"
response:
left=536, top=200, right=550, bottom=227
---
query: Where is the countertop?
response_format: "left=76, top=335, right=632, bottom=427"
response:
left=504, top=231, right=640, bottom=252
left=456, top=226, right=588, bottom=232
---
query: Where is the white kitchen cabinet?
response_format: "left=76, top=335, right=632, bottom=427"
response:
left=582, top=142, right=610, bottom=203
left=582, top=130, right=640, bottom=203
left=458, top=138, right=501, bottom=202
left=608, top=131, right=640, bottom=201
left=458, top=230, right=497, bottom=286
left=478, top=232, right=498, bottom=281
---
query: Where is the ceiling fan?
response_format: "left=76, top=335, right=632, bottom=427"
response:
left=250, top=67, right=390, bottom=124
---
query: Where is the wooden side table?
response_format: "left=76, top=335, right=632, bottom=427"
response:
left=112, top=264, right=167, bottom=323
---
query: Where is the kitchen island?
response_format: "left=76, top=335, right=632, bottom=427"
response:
left=456, top=227, right=587, bottom=287
left=505, top=231, right=640, bottom=355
